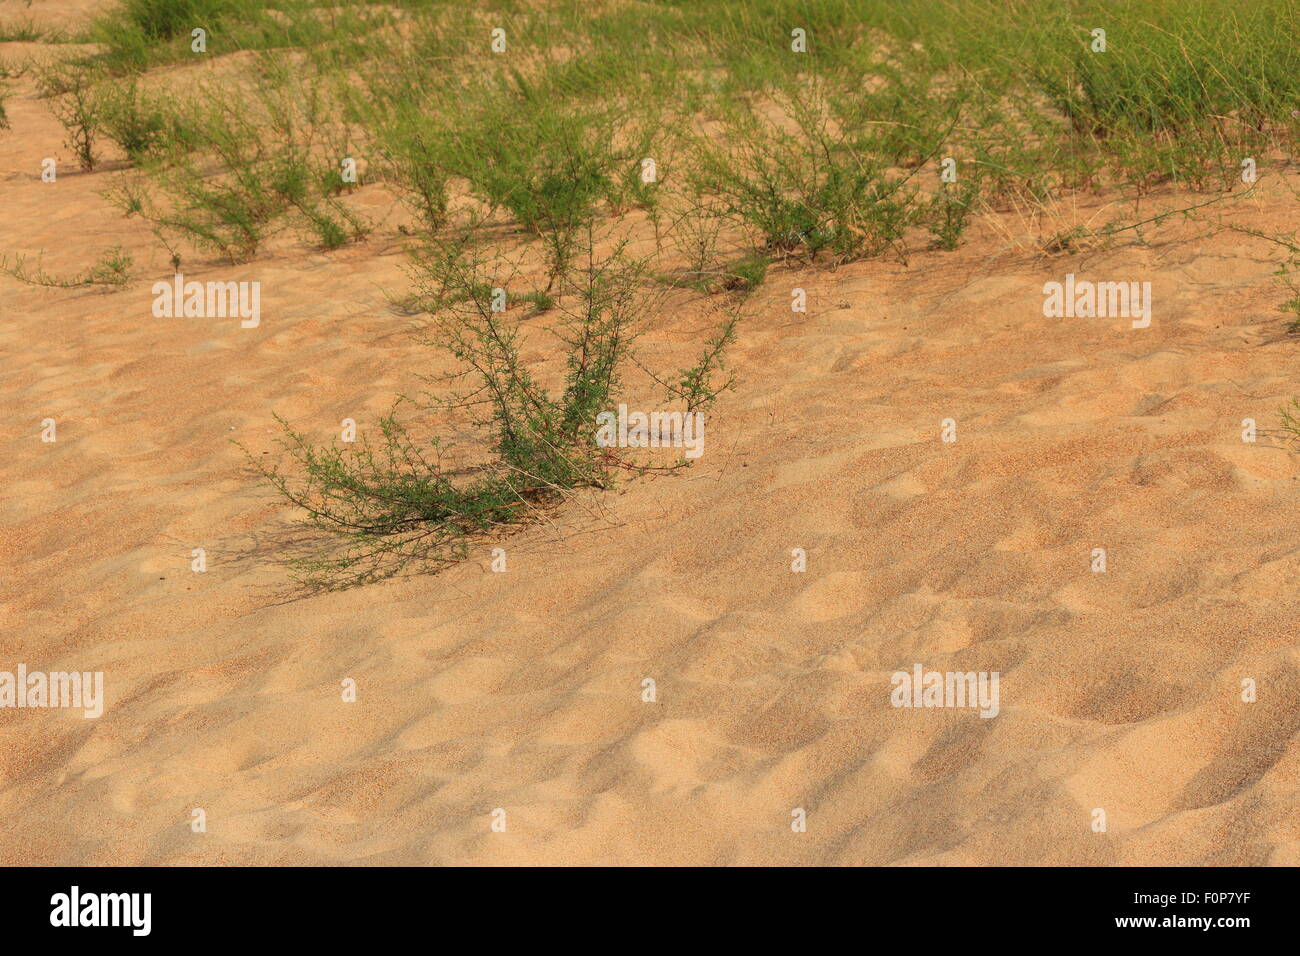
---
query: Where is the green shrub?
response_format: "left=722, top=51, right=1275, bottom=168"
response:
left=42, top=64, right=101, bottom=170
left=106, top=68, right=366, bottom=260
left=925, top=177, right=981, bottom=251
left=92, top=77, right=168, bottom=161
left=250, top=229, right=735, bottom=589
left=692, top=89, right=929, bottom=263
left=0, top=246, right=132, bottom=288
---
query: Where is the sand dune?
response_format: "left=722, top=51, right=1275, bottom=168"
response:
left=2, top=18, right=1299, bottom=865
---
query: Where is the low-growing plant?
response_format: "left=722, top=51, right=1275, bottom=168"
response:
left=106, top=69, right=368, bottom=261
left=43, top=64, right=101, bottom=171
left=660, top=196, right=727, bottom=289
left=925, top=177, right=981, bottom=251
left=1268, top=253, right=1300, bottom=333
left=0, top=247, right=133, bottom=288
left=298, top=196, right=370, bottom=250
left=91, top=77, right=168, bottom=161
left=1280, top=398, right=1300, bottom=441
left=691, top=88, right=938, bottom=264
left=247, top=226, right=735, bottom=589
left=1040, top=191, right=1242, bottom=255
left=0, top=18, right=63, bottom=43
left=720, top=254, right=769, bottom=294
left=373, top=119, right=449, bottom=233
left=511, top=289, right=556, bottom=314
left=1197, top=210, right=1300, bottom=331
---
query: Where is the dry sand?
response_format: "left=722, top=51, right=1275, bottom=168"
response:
left=2, top=14, right=1298, bottom=866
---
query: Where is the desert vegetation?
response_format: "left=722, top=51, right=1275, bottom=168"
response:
left=6, top=0, right=1300, bottom=873
left=5, top=0, right=1299, bottom=586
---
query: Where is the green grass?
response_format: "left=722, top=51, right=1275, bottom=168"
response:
left=690, top=84, right=936, bottom=264
left=100, top=60, right=368, bottom=261
left=0, top=247, right=133, bottom=288
left=68, top=0, right=1300, bottom=270
left=0, top=18, right=74, bottom=43
left=16, top=0, right=1300, bottom=586
left=87, top=0, right=382, bottom=72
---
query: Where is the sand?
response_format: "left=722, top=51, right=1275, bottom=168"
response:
left=2, top=13, right=1298, bottom=866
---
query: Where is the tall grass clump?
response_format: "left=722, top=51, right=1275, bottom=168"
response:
left=433, top=78, right=661, bottom=287
left=88, top=0, right=388, bottom=72
left=106, top=63, right=367, bottom=261
left=90, top=0, right=257, bottom=71
left=91, top=76, right=170, bottom=161
left=1022, top=0, right=1300, bottom=189
left=691, top=85, right=940, bottom=264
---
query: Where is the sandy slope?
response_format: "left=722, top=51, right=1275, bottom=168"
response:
left=2, top=34, right=1299, bottom=864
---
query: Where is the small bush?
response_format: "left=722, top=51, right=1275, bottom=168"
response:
left=721, top=254, right=769, bottom=294
left=447, top=115, right=611, bottom=285
left=423, top=78, right=651, bottom=288
left=250, top=228, right=735, bottom=589
left=1275, top=255, right=1300, bottom=333
left=0, top=246, right=132, bottom=288
left=691, top=88, right=928, bottom=264
left=107, top=69, right=367, bottom=260
left=92, top=77, right=168, bottom=161
left=42, top=65, right=101, bottom=171
left=925, top=177, right=981, bottom=251
left=376, top=122, right=449, bottom=233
